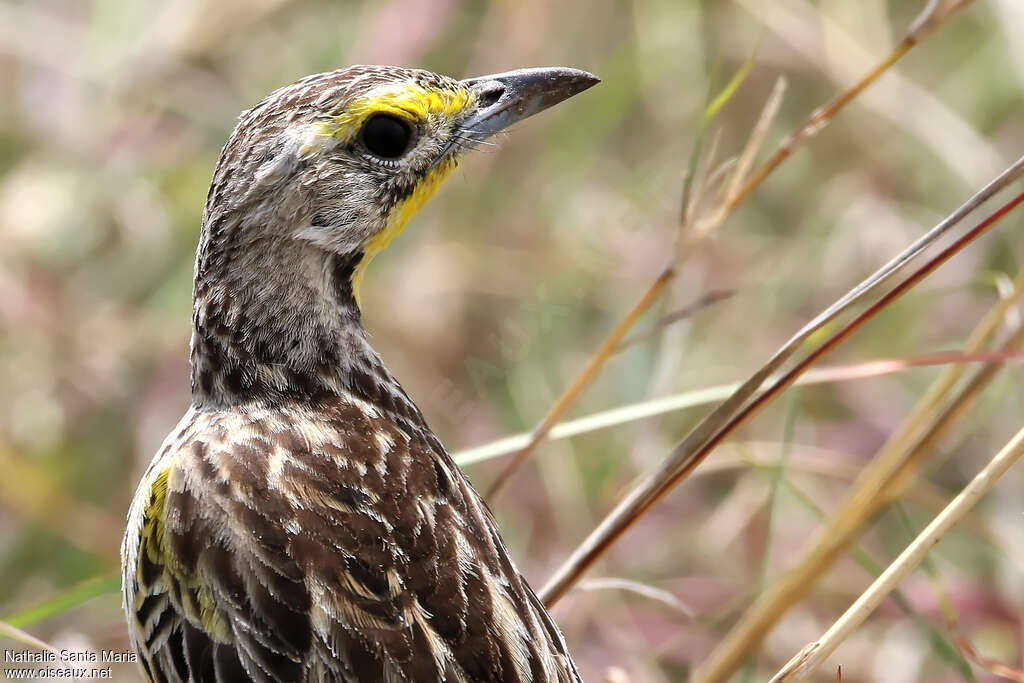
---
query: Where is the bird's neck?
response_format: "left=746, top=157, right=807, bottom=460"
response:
left=189, top=237, right=400, bottom=412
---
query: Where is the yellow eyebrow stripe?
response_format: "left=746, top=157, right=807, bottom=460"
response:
left=312, top=81, right=474, bottom=143
left=301, top=80, right=476, bottom=301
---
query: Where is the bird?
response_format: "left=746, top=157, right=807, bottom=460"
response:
left=120, top=64, right=599, bottom=683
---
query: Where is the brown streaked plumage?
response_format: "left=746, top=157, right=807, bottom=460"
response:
left=121, top=64, right=598, bottom=682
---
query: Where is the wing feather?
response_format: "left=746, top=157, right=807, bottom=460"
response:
left=123, top=401, right=581, bottom=682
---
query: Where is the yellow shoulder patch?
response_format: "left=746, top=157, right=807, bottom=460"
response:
left=137, top=465, right=171, bottom=582
left=134, top=464, right=232, bottom=642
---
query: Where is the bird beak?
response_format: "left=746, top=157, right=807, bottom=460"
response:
left=456, top=67, right=599, bottom=140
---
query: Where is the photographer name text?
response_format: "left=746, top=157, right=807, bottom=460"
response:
left=4, top=650, right=136, bottom=664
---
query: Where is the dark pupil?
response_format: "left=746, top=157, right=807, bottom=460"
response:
left=362, top=115, right=411, bottom=159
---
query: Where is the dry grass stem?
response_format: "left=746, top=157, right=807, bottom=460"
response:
left=541, top=173, right=1024, bottom=613
left=689, top=76, right=786, bottom=243
left=953, top=634, right=1024, bottom=682
left=576, top=578, right=696, bottom=619
left=484, top=265, right=676, bottom=498
left=614, top=290, right=734, bottom=352
left=695, top=254, right=1024, bottom=682
left=768, top=423, right=1024, bottom=682
left=487, top=19, right=921, bottom=497
left=908, top=0, right=976, bottom=42
left=717, top=42, right=910, bottom=220
left=454, top=348, right=1024, bottom=466
left=679, top=127, right=722, bottom=236
left=740, top=0, right=999, bottom=184
left=0, top=620, right=62, bottom=661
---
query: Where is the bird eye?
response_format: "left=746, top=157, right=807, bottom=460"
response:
left=360, top=114, right=414, bottom=160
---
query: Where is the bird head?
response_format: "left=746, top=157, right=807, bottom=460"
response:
left=199, top=65, right=598, bottom=302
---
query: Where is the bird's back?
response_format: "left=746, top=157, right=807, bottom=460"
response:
left=123, top=393, right=580, bottom=683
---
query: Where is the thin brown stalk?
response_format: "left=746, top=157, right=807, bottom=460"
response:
left=880, top=336, right=1024, bottom=503
left=769, top=422, right=1024, bottom=682
left=485, top=265, right=675, bottom=497
left=907, top=0, right=976, bottom=43
left=696, top=268, right=1024, bottom=682
left=953, top=633, right=1024, bottom=682
left=614, top=290, right=734, bottom=352
left=540, top=188, right=1024, bottom=609
left=715, top=41, right=910, bottom=222
left=454, top=349, right=1024, bottom=466
left=487, top=24, right=911, bottom=496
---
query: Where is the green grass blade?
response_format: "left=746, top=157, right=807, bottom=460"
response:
left=704, top=56, right=754, bottom=123
left=3, top=572, right=120, bottom=629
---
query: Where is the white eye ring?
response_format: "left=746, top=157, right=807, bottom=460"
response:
left=359, top=152, right=403, bottom=169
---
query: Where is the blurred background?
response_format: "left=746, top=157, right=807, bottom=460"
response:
left=1, top=0, right=1022, bottom=681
